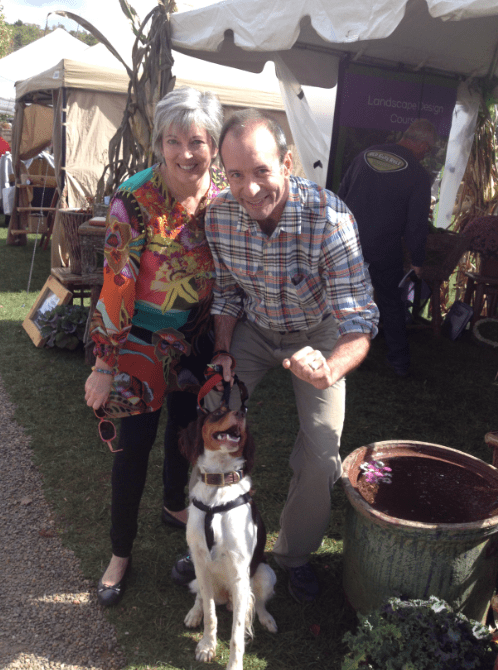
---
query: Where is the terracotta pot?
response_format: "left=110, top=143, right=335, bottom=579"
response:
left=341, top=440, right=498, bottom=623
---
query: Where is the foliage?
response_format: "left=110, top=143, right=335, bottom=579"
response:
left=38, top=304, right=89, bottom=350
left=69, top=29, right=97, bottom=46
left=453, top=97, right=498, bottom=234
left=342, top=596, right=496, bottom=670
left=4, top=20, right=96, bottom=57
left=9, top=20, right=44, bottom=51
left=55, top=1, right=177, bottom=199
left=0, top=5, right=12, bottom=58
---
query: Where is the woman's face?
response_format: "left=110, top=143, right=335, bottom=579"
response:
left=161, top=124, right=217, bottom=186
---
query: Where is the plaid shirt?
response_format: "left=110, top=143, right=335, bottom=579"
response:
left=205, top=176, right=379, bottom=337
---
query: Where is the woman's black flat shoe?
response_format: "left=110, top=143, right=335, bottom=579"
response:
left=162, top=507, right=187, bottom=530
left=97, top=557, right=131, bottom=607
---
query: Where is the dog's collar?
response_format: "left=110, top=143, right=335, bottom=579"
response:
left=200, top=468, right=246, bottom=486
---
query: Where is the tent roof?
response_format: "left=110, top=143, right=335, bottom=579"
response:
left=170, top=0, right=498, bottom=87
left=16, top=44, right=285, bottom=111
left=15, top=56, right=130, bottom=99
left=172, top=50, right=284, bottom=110
left=0, top=28, right=88, bottom=114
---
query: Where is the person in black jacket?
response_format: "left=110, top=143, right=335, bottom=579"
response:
left=338, top=119, right=437, bottom=376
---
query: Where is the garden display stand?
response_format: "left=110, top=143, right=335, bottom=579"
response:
left=341, top=440, right=498, bottom=623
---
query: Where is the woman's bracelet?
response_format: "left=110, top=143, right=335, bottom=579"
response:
left=212, top=349, right=230, bottom=358
left=91, top=366, right=114, bottom=376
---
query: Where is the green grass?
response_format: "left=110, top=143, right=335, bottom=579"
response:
left=1, top=226, right=498, bottom=669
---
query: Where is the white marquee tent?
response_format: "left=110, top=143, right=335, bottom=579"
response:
left=0, top=28, right=89, bottom=115
left=170, top=0, right=498, bottom=228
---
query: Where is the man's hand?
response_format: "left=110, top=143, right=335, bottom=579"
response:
left=211, top=352, right=235, bottom=390
left=282, top=346, right=333, bottom=390
left=282, top=333, right=371, bottom=390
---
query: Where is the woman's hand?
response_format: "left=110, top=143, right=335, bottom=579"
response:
left=85, top=358, right=114, bottom=409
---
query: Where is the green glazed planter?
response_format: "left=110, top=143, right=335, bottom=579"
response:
left=341, top=440, right=498, bottom=623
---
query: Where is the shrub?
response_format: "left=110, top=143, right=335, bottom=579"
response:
left=38, top=304, right=89, bottom=350
left=341, top=596, right=496, bottom=670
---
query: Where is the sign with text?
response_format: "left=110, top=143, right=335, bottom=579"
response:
left=327, top=63, right=459, bottom=192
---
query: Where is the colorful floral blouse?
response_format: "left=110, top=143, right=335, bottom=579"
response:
left=90, top=164, right=227, bottom=417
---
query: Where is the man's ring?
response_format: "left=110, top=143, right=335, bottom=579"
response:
left=309, top=361, right=318, bottom=371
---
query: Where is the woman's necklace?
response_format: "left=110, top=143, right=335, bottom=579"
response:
left=160, top=165, right=211, bottom=217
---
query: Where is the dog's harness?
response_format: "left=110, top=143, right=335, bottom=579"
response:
left=193, top=365, right=265, bottom=574
left=192, top=492, right=252, bottom=552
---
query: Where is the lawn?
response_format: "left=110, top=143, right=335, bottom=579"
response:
left=1, top=226, right=498, bottom=669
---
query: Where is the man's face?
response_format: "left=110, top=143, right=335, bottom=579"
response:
left=221, top=124, right=292, bottom=226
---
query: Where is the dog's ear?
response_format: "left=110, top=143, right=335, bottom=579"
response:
left=243, top=427, right=256, bottom=474
left=179, top=414, right=206, bottom=465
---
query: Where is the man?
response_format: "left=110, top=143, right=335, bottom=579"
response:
left=338, top=119, right=437, bottom=377
left=173, top=109, right=378, bottom=603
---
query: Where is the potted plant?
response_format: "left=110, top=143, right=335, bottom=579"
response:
left=37, top=304, right=89, bottom=350
left=341, top=441, right=498, bottom=623
left=341, top=595, right=496, bottom=670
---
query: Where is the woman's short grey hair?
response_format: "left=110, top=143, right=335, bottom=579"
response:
left=152, top=87, right=223, bottom=162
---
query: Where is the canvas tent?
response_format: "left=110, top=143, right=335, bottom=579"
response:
left=0, top=28, right=88, bottom=115
left=8, top=41, right=298, bottom=256
left=170, top=0, right=498, bottom=228
left=8, top=50, right=130, bottom=250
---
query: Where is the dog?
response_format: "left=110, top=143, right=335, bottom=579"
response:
left=180, top=401, right=277, bottom=670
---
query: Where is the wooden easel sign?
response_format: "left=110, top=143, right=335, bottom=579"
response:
left=23, top=275, right=72, bottom=347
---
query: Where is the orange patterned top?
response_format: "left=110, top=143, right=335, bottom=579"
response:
left=90, top=164, right=227, bottom=417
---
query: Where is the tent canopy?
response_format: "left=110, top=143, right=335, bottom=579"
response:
left=170, top=0, right=498, bottom=88
left=12, top=43, right=293, bottom=214
left=0, top=28, right=88, bottom=115
left=170, top=0, right=498, bottom=229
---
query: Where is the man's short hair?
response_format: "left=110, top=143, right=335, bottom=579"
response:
left=219, top=109, right=288, bottom=164
left=402, top=119, right=438, bottom=147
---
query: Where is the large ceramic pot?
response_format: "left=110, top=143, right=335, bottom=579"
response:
left=341, top=440, right=498, bottom=623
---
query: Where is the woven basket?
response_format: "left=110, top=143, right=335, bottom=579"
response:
left=60, top=209, right=92, bottom=274
left=28, top=215, right=48, bottom=234
left=405, top=231, right=470, bottom=284
left=92, top=202, right=109, bottom=218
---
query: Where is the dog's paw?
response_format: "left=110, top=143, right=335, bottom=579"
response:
left=184, top=605, right=203, bottom=628
left=258, top=611, right=277, bottom=633
left=195, top=636, right=217, bottom=662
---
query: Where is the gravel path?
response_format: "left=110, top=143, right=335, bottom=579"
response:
left=0, top=377, right=127, bottom=670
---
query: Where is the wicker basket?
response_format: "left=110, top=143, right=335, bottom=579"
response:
left=28, top=215, right=49, bottom=234
left=92, top=202, right=109, bottom=218
left=404, top=231, right=470, bottom=283
left=60, top=209, right=93, bottom=274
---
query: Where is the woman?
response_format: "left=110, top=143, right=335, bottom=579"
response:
left=84, top=87, right=226, bottom=606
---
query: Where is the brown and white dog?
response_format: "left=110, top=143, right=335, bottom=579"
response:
left=180, top=403, right=277, bottom=670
